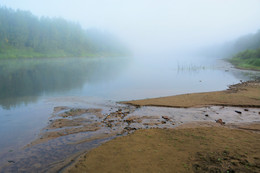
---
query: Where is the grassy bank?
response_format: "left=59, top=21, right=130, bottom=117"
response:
left=0, top=48, right=126, bottom=59
left=228, top=48, right=260, bottom=71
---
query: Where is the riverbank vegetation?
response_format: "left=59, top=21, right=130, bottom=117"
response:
left=0, top=7, right=128, bottom=58
left=227, top=30, right=260, bottom=70
left=229, top=48, right=260, bottom=71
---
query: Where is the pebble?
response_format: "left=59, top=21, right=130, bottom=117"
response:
left=216, top=119, right=225, bottom=125
left=8, top=160, right=15, bottom=163
left=235, top=110, right=242, bottom=114
left=162, top=116, right=170, bottom=121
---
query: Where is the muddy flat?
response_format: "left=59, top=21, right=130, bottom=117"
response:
left=65, top=123, right=260, bottom=173
left=122, top=81, right=260, bottom=108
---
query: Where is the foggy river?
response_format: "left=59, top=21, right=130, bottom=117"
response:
left=0, top=55, right=259, bottom=163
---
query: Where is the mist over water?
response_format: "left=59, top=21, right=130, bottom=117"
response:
left=1, top=0, right=260, bottom=55
left=0, top=0, right=260, bottom=170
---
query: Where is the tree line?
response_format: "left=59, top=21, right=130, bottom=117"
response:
left=0, top=7, right=128, bottom=58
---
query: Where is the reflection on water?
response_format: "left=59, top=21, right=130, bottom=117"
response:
left=0, top=57, right=126, bottom=109
left=0, top=56, right=259, bottom=110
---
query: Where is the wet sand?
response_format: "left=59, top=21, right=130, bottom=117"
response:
left=122, top=81, right=260, bottom=108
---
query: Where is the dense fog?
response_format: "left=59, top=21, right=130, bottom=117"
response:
left=1, top=0, right=260, bottom=56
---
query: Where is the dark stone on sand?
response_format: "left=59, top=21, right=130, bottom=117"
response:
left=205, top=114, right=209, bottom=117
left=162, top=116, right=170, bottom=121
left=235, top=110, right=242, bottom=114
left=216, top=119, right=225, bottom=125
left=161, top=121, right=166, bottom=124
left=244, top=109, right=249, bottom=111
left=124, top=127, right=136, bottom=131
left=8, top=160, right=15, bottom=163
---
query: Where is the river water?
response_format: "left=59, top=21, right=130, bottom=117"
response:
left=0, top=55, right=259, bottom=169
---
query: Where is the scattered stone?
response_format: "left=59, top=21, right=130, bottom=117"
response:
left=162, top=116, right=170, bottom=121
left=216, top=119, right=225, bottom=125
left=235, top=110, right=242, bottom=114
left=205, top=114, right=209, bottom=117
left=244, top=109, right=249, bottom=111
left=161, top=121, right=166, bottom=124
left=143, top=122, right=161, bottom=126
left=125, top=118, right=134, bottom=124
left=7, top=160, right=15, bottom=163
left=124, top=127, right=136, bottom=131
left=172, top=123, right=175, bottom=125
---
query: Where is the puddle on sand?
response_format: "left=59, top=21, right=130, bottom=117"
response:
left=1, top=104, right=260, bottom=172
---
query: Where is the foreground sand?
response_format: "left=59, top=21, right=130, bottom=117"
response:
left=65, top=123, right=260, bottom=173
left=122, top=81, right=260, bottom=108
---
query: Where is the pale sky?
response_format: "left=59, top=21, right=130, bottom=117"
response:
left=1, top=0, right=260, bottom=54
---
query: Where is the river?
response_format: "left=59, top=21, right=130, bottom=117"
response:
left=0, top=55, right=259, bottom=171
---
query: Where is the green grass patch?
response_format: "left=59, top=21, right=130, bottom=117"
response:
left=228, top=48, right=260, bottom=71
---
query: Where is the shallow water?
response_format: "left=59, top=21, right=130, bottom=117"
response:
left=0, top=55, right=259, bottom=170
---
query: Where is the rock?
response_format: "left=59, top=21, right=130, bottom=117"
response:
left=205, top=114, right=209, bottom=117
left=161, top=121, right=166, bottom=124
left=172, top=123, right=175, bottom=125
left=244, top=109, right=249, bottom=111
left=125, top=118, right=134, bottom=124
left=162, top=116, right=170, bottom=121
left=216, top=119, right=225, bottom=125
left=124, top=127, right=136, bottom=131
left=235, top=110, right=242, bottom=114
left=7, top=160, right=15, bottom=163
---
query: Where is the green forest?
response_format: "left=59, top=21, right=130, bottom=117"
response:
left=228, top=30, right=260, bottom=70
left=0, top=7, right=128, bottom=58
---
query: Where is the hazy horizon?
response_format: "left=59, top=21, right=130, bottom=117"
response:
left=1, top=0, right=260, bottom=55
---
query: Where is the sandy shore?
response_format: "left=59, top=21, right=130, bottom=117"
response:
left=122, top=81, right=260, bottom=108
left=64, top=81, right=260, bottom=173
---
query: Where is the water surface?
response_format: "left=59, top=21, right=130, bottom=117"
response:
left=0, top=55, right=259, bottom=154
